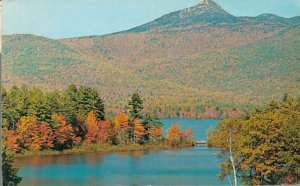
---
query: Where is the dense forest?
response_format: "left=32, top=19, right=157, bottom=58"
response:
left=2, top=85, right=299, bottom=185
left=207, top=94, right=300, bottom=185
left=2, top=1, right=300, bottom=185
left=2, top=84, right=194, bottom=153
left=2, top=85, right=195, bottom=185
left=3, top=1, right=300, bottom=119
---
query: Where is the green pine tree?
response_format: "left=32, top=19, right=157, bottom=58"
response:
left=2, top=146, right=22, bottom=186
left=128, top=92, right=143, bottom=120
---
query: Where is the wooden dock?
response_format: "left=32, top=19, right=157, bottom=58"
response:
left=195, top=140, right=207, bottom=147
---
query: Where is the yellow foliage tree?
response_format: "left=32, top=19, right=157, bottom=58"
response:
left=16, top=115, right=41, bottom=151
left=85, top=111, right=99, bottom=144
left=133, top=119, right=145, bottom=143
left=149, top=126, right=163, bottom=143
left=166, top=124, right=181, bottom=146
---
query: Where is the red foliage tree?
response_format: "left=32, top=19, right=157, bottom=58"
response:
left=38, top=122, right=54, bottom=149
left=98, top=120, right=115, bottom=144
left=5, top=130, right=21, bottom=152
left=72, top=113, right=87, bottom=142
left=166, top=124, right=194, bottom=146
left=52, top=113, right=79, bottom=149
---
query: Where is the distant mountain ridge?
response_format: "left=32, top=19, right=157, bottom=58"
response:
left=124, top=0, right=236, bottom=33
left=2, top=0, right=300, bottom=117
left=122, top=0, right=299, bottom=33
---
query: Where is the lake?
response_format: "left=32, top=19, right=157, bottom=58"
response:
left=17, top=119, right=230, bottom=186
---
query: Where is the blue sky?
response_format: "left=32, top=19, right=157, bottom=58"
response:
left=3, top=0, right=300, bottom=39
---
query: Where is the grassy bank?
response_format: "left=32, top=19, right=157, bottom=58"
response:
left=15, top=143, right=194, bottom=158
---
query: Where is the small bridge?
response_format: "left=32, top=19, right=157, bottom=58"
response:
left=195, top=140, right=207, bottom=147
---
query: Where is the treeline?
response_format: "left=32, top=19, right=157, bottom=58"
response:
left=2, top=85, right=194, bottom=154
left=207, top=94, right=300, bottom=185
left=107, top=96, right=247, bottom=120
left=2, top=84, right=105, bottom=129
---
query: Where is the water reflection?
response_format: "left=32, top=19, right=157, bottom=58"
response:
left=17, top=119, right=225, bottom=186
left=15, top=155, right=76, bottom=166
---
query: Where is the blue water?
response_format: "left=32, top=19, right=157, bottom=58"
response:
left=161, top=119, right=218, bottom=140
left=17, top=119, right=229, bottom=186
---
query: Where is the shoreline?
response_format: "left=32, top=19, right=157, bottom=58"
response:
left=14, top=143, right=195, bottom=159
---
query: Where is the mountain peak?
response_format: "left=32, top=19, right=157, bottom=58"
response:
left=191, top=0, right=227, bottom=14
left=177, top=0, right=233, bottom=21
left=124, top=0, right=236, bottom=33
left=201, top=0, right=217, bottom=6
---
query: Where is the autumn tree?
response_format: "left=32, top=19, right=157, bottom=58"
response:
left=4, top=130, right=21, bottom=152
left=149, top=126, right=163, bottom=143
left=180, top=128, right=194, bottom=145
left=166, top=124, right=182, bottom=146
left=15, top=115, right=41, bottom=151
left=114, top=113, right=129, bottom=144
left=72, top=113, right=87, bottom=142
left=238, top=96, right=300, bottom=185
left=166, top=124, right=194, bottom=146
left=208, top=95, right=300, bottom=185
left=98, top=120, right=115, bottom=144
left=142, top=114, right=163, bottom=141
left=207, top=118, right=242, bottom=186
left=52, top=113, right=79, bottom=150
left=37, top=122, right=54, bottom=150
left=85, top=111, right=99, bottom=144
left=133, top=119, right=145, bottom=144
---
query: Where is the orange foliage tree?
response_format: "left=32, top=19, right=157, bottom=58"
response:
left=72, top=113, right=87, bottom=142
left=15, top=115, right=41, bottom=151
left=180, top=128, right=194, bottom=144
left=85, top=111, right=99, bottom=144
left=52, top=113, right=79, bottom=149
left=98, top=120, right=115, bottom=144
left=166, top=124, right=194, bottom=146
left=4, top=115, right=54, bottom=152
left=149, top=126, right=163, bottom=143
left=38, top=122, right=54, bottom=149
left=166, top=124, right=181, bottom=146
left=5, top=130, right=21, bottom=152
left=133, top=119, right=145, bottom=143
left=114, top=113, right=129, bottom=144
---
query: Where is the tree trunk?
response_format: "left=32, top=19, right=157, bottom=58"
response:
left=228, top=131, right=238, bottom=186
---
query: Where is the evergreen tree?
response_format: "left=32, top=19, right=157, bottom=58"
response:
left=142, top=114, right=163, bottom=140
left=62, top=85, right=78, bottom=124
left=128, top=92, right=143, bottom=120
left=77, top=86, right=105, bottom=120
left=28, top=88, right=49, bottom=122
left=2, top=146, right=22, bottom=186
left=127, top=92, right=143, bottom=140
left=3, top=85, right=30, bottom=129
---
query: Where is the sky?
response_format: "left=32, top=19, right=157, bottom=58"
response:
left=3, top=0, right=300, bottom=39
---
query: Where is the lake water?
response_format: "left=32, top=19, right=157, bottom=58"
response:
left=17, top=119, right=230, bottom=186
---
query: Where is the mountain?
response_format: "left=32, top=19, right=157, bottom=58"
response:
left=125, top=0, right=298, bottom=33
left=2, top=0, right=300, bottom=117
left=124, top=0, right=237, bottom=33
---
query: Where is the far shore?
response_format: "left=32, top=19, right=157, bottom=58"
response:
left=14, top=143, right=195, bottom=159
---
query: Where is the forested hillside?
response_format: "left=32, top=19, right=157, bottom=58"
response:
left=2, top=0, right=300, bottom=118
